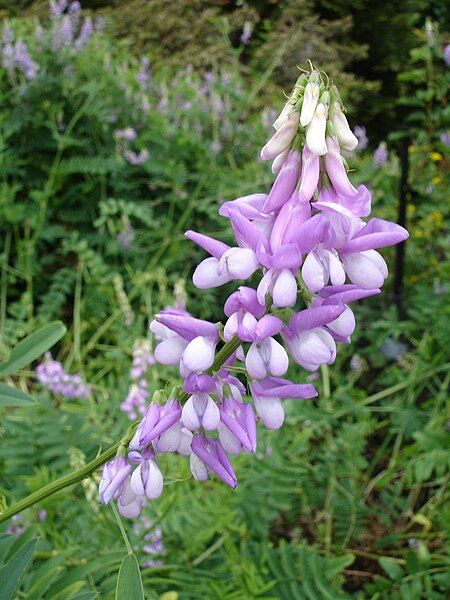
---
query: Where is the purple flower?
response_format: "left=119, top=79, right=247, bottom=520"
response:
left=190, top=434, right=237, bottom=488
left=99, top=457, right=131, bottom=505
left=97, top=65, right=411, bottom=518
left=114, top=127, right=138, bottom=142
left=129, top=450, right=164, bottom=500
left=439, top=132, right=450, bottom=146
left=120, top=380, right=149, bottom=420
left=240, top=22, right=253, bottom=45
left=354, top=125, right=368, bottom=150
left=36, top=354, right=90, bottom=399
left=123, top=149, right=149, bottom=165
left=373, top=142, right=388, bottom=167
left=443, top=44, right=450, bottom=66
left=75, top=18, right=94, bottom=51
left=250, top=378, right=317, bottom=430
left=218, top=398, right=256, bottom=454
left=117, top=224, right=135, bottom=250
left=130, top=399, right=182, bottom=449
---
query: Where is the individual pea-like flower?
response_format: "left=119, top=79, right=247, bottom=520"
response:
left=99, top=457, right=131, bottom=505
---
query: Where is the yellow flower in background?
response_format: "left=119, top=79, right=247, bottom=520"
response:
left=431, top=152, right=442, bottom=161
left=432, top=176, right=442, bottom=185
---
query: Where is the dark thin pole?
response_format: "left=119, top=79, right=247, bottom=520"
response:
left=393, top=138, right=409, bottom=319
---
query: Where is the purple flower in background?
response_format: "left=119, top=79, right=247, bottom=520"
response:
left=36, top=353, right=90, bottom=399
left=210, top=140, right=223, bottom=154
left=114, top=127, right=138, bottom=142
left=443, top=44, right=450, bottom=65
left=6, top=514, right=25, bottom=537
left=133, top=516, right=165, bottom=568
left=2, top=38, right=39, bottom=80
left=373, top=142, right=388, bottom=167
left=440, top=132, right=450, bottom=146
left=75, top=17, right=94, bottom=50
left=137, top=56, right=151, bottom=90
left=50, top=0, right=68, bottom=19
left=117, top=224, right=135, bottom=250
left=120, top=339, right=155, bottom=420
left=240, top=22, right=253, bottom=45
left=123, top=149, right=150, bottom=165
left=354, top=126, right=368, bottom=150
left=120, top=380, right=149, bottom=420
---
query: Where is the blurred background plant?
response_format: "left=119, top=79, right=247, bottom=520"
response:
left=0, top=1, right=448, bottom=598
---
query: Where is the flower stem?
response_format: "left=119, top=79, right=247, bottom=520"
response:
left=0, top=336, right=241, bottom=523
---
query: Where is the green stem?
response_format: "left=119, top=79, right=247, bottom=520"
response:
left=0, top=336, right=241, bottom=524
left=0, top=430, right=134, bottom=525
left=111, top=502, right=134, bottom=555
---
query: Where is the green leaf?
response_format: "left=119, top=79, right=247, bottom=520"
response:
left=115, top=553, right=145, bottom=600
left=0, top=537, right=38, bottom=600
left=0, top=382, right=35, bottom=407
left=0, top=321, right=66, bottom=377
left=379, top=557, right=403, bottom=580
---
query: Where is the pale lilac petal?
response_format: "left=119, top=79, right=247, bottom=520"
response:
left=342, top=251, right=387, bottom=289
left=254, top=396, right=285, bottom=430
left=287, top=305, right=345, bottom=333
left=224, top=312, right=239, bottom=341
left=341, top=218, right=409, bottom=253
left=270, top=190, right=311, bottom=251
left=272, top=269, right=297, bottom=308
left=287, top=328, right=336, bottom=371
left=190, top=453, right=209, bottom=481
left=263, top=150, right=301, bottom=213
left=202, top=396, right=220, bottom=430
left=181, top=396, right=201, bottom=430
left=260, top=112, right=299, bottom=160
left=302, top=251, right=327, bottom=292
left=227, top=209, right=268, bottom=252
left=255, top=315, right=283, bottom=339
left=267, top=338, right=289, bottom=376
left=178, top=428, right=193, bottom=456
left=324, top=137, right=358, bottom=196
left=327, top=306, right=355, bottom=339
left=155, top=421, right=182, bottom=453
left=154, top=337, right=187, bottom=365
left=246, top=342, right=267, bottom=379
left=130, top=463, right=145, bottom=496
left=218, top=422, right=243, bottom=455
left=327, top=251, right=346, bottom=286
left=257, top=269, right=274, bottom=305
left=182, top=336, right=216, bottom=372
left=185, top=230, right=229, bottom=259
left=299, top=145, right=320, bottom=201
left=193, top=257, right=233, bottom=288
left=144, top=460, right=164, bottom=499
left=219, top=194, right=267, bottom=219
left=271, top=149, right=289, bottom=174
left=221, top=248, right=259, bottom=279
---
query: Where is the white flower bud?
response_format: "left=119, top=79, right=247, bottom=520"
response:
left=330, top=102, right=358, bottom=151
left=260, top=111, right=299, bottom=161
left=300, top=70, right=320, bottom=127
left=306, top=102, right=328, bottom=156
left=273, top=102, right=295, bottom=131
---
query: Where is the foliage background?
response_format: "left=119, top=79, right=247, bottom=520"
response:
left=0, top=1, right=448, bottom=598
